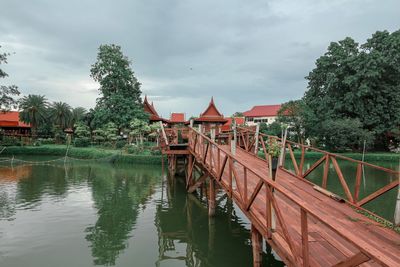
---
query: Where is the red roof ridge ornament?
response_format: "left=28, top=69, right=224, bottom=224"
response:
left=143, top=95, right=167, bottom=123
left=194, top=97, right=227, bottom=124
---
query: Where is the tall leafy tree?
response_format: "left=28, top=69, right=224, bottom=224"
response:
left=90, top=44, right=147, bottom=131
left=19, top=94, right=48, bottom=137
left=49, top=101, right=72, bottom=129
left=304, top=30, right=400, bottom=150
left=0, top=46, right=20, bottom=111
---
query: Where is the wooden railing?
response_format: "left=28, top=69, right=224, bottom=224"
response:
left=236, top=126, right=400, bottom=219
left=187, top=127, right=395, bottom=266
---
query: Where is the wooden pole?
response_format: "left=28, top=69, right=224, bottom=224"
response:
left=251, top=224, right=263, bottom=267
left=395, top=160, right=400, bottom=226
left=278, top=127, right=288, bottom=167
left=209, top=179, right=216, bottom=217
left=254, top=122, right=260, bottom=154
left=211, top=127, right=216, bottom=142
left=231, top=120, right=237, bottom=155
left=159, top=121, right=168, bottom=146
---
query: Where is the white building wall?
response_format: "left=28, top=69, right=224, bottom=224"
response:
left=245, top=116, right=278, bottom=126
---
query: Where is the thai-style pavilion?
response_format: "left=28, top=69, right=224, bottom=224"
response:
left=168, top=113, right=188, bottom=127
left=193, top=97, right=227, bottom=133
left=143, top=95, right=167, bottom=124
left=0, top=111, right=31, bottom=136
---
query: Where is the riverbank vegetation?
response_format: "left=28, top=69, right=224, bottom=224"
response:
left=0, top=144, right=164, bottom=165
left=1, top=44, right=161, bottom=153
left=265, top=29, right=400, bottom=153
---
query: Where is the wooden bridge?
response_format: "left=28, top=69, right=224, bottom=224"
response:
left=160, top=126, right=400, bottom=267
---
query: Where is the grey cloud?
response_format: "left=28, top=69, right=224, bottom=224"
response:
left=1, top=0, right=399, bottom=116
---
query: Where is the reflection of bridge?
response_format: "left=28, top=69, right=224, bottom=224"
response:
left=155, top=171, right=284, bottom=267
left=160, top=126, right=400, bottom=267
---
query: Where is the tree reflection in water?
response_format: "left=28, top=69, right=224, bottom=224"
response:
left=84, top=165, right=159, bottom=266
left=155, top=173, right=284, bottom=267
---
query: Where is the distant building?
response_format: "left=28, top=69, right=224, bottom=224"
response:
left=221, top=117, right=245, bottom=132
left=143, top=95, right=167, bottom=124
left=168, top=113, right=187, bottom=126
left=0, top=111, right=31, bottom=136
left=193, top=97, right=227, bottom=133
left=243, top=104, right=282, bottom=126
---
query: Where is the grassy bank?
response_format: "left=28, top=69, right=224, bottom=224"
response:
left=0, top=145, right=164, bottom=165
left=258, top=150, right=400, bottom=162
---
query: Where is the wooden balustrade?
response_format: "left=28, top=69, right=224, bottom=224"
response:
left=186, top=127, right=399, bottom=266
left=235, top=126, right=400, bottom=213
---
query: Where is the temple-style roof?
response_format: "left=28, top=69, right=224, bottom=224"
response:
left=169, top=113, right=187, bottom=124
left=0, top=111, right=30, bottom=128
left=194, top=97, right=227, bottom=124
left=143, top=95, right=166, bottom=122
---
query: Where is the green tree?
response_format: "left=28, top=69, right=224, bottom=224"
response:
left=19, top=94, right=48, bottom=137
left=259, top=122, right=282, bottom=137
left=232, top=111, right=244, bottom=117
left=278, top=100, right=310, bottom=144
left=129, top=118, right=150, bottom=145
left=74, top=121, right=90, bottom=138
left=90, top=44, right=148, bottom=130
left=0, top=46, right=20, bottom=111
left=49, top=102, right=72, bottom=129
left=320, top=118, right=373, bottom=152
left=304, top=30, right=400, bottom=150
left=71, top=107, right=87, bottom=127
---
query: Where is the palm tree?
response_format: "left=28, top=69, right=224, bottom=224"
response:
left=49, top=101, right=72, bottom=130
left=19, top=94, right=48, bottom=137
left=71, top=107, right=87, bottom=127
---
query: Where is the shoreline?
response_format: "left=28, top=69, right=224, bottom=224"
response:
left=0, top=145, right=165, bottom=165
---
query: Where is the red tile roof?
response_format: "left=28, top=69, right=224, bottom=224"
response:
left=143, top=95, right=167, bottom=122
left=169, top=113, right=186, bottom=123
left=0, top=111, right=30, bottom=128
left=243, top=104, right=282, bottom=117
left=221, top=117, right=245, bottom=132
left=194, top=97, right=227, bottom=124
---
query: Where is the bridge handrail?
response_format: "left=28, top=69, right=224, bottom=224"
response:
left=188, top=127, right=398, bottom=266
left=235, top=126, right=400, bottom=211
left=236, top=126, right=399, bottom=174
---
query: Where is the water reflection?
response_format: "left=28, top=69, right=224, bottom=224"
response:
left=0, top=159, right=285, bottom=266
left=155, top=174, right=284, bottom=267
left=85, top=165, right=158, bottom=266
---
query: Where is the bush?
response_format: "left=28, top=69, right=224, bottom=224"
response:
left=125, top=145, right=142, bottom=154
left=116, top=139, right=127, bottom=149
left=74, top=137, right=91, bottom=147
left=321, top=118, right=373, bottom=152
left=38, top=138, right=55, bottom=145
left=150, top=149, right=161, bottom=155
left=101, top=141, right=113, bottom=148
left=0, top=136, right=21, bottom=146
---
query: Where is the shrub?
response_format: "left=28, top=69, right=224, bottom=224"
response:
left=125, top=145, right=141, bottom=154
left=0, top=136, right=21, bottom=146
left=116, top=139, right=127, bottom=149
left=74, top=137, right=91, bottom=147
left=38, top=138, right=55, bottom=145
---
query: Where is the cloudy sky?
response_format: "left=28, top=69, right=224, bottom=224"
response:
left=1, top=0, right=399, bottom=118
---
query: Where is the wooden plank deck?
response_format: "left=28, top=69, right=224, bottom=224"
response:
left=188, top=135, right=400, bottom=267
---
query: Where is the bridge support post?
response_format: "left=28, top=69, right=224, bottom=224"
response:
left=251, top=224, right=263, bottom=267
left=208, top=179, right=216, bottom=217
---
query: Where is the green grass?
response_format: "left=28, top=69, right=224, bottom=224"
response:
left=0, top=145, right=165, bottom=165
left=258, top=150, right=400, bottom=162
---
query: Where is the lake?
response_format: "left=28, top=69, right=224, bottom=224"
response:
left=0, top=157, right=284, bottom=267
left=0, top=156, right=398, bottom=266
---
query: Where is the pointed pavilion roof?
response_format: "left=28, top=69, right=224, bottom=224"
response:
left=143, top=95, right=166, bottom=122
left=194, top=97, right=227, bottom=123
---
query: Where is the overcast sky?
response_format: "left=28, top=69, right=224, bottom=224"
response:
left=1, top=0, right=399, bottom=118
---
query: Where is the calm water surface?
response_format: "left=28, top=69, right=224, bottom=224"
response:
left=0, top=157, right=284, bottom=267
